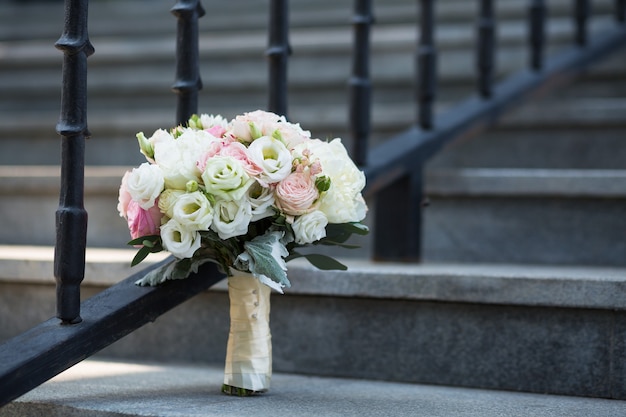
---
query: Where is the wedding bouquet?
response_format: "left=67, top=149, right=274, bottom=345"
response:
left=117, top=110, right=368, bottom=395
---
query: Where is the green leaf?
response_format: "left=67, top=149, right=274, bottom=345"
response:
left=127, top=235, right=164, bottom=267
left=239, top=231, right=291, bottom=288
left=320, top=222, right=368, bottom=245
left=135, top=256, right=216, bottom=286
left=315, top=240, right=361, bottom=249
left=287, top=252, right=348, bottom=271
left=131, top=246, right=151, bottom=267
left=315, top=175, right=331, bottom=192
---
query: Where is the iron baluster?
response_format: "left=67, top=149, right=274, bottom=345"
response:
left=416, top=0, right=437, bottom=129
left=617, top=0, right=626, bottom=22
left=267, top=0, right=290, bottom=118
left=373, top=169, right=424, bottom=262
left=349, top=0, right=374, bottom=166
left=529, top=0, right=547, bottom=70
left=171, top=0, right=205, bottom=126
left=477, top=0, right=496, bottom=98
left=53, top=0, right=93, bottom=325
left=574, top=0, right=590, bottom=46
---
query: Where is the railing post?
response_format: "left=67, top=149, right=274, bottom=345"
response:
left=349, top=0, right=374, bottom=166
left=528, top=0, right=546, bottom=70
left=171, top=0, right=205, bottom=125
left=416, top=0, right=437, bottom=129
left=477, top=0, right=495, bottom=98
left=373, top=169, right=424, bottom=262
left=618, top=0, right=626, bottom=22
left=574, top=0, right=590, bottom=46
left=54, top=0, right=93, bottom=324
left=267, top=0, right=290, bottom=118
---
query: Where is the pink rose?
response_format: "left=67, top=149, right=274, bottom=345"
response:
left=206, top=125, right=226, bottom=138
left=196, top=140, right=225, bottom=172
left=275, top=172, right=319, bottom=216
left=228, top=110, right=282, bottom=142
left=117, top=171, right=132, bottom=218
left=220, top=142, right=263, bottom=177
left=126, top=200, right=162, bottom=240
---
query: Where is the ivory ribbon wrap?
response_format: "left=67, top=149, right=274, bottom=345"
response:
left=223, top=272, right=272, bottom=392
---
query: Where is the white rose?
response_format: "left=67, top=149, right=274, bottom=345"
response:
left=292, top=211, right=328, bottom=244
left=160, top=218, right=202, bottom=259
left=154, top=128, right=220, bottom=189
left=201, top=156, right=254, bottom=201
left=247, top=135, right=292, bottom=185
left=211, top=199, right=253, bottom=239
left=297, top=138, right=367, bottom=223
left=246, top=181, right=276, bottom=221
left=125, top=162, right=164, bottom=210
left=171, top=191, right=214, bottom=231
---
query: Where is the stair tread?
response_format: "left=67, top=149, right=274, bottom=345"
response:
left=2, top=358, right=623, bottom=417
left=426, top=168, right=626, bottom=197
left=2, top=245, right=626, bottom=310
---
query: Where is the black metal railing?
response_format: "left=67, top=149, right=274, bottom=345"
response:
left=53, top=0, right=92, bottom=325
left=1, top=0, right=626, bottom=407
left=349, top=0, right=374, bottom=166
left=364, top=0, right=626, bottom=261
left=172, top=0, right=205, bottom=124
left=0, top=0, right=223, bottom=406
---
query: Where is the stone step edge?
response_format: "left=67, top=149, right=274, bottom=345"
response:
left=2, top=245, right=626, bottom=311
left=3, top=166, right=626, bottom=198
left=5, top=358, right=625, bottom=417
left=426, top=168, right=626, bottom=198
left=1, top=15, right=618, bottom=65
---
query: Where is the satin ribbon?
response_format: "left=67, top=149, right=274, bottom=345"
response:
left=223, top=273, right=272, bottom=391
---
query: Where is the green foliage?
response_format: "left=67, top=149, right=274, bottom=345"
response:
left=127, top=235, right=163, bottom=267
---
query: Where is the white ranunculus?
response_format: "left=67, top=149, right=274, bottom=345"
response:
left=160, top=218, right=202, bottom=259
left=296, top=138, right=367, bottom=223
left=247, top=135, right=293, bottom=185
left=153, top=128, right=220, bottom=190
left=292, top=210, right=328, bottom=244
left=125, top=162, right=164, bottom=210
left=246, top=181, right=276, bottom=221
left=211, top=199, right=253, bottom=239
left=201, top=156, right=254, bottom=201
left=171, top=191, right=214, bottom=231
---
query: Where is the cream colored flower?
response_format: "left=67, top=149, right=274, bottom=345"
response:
left=160, top=218, right=201, bottom=259
left=171, top=191, right=214, bottom=231
left=247, top=135, right=293, bottom=185
left=124, top=162, right=164, bottom=210
left=292, top=210, right=328, bottom=244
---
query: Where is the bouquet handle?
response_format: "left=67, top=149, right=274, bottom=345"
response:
left=222, top=272, right=272, bottom=395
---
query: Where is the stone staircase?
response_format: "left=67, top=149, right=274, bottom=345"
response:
left=1, top=0, right=626, bottom=414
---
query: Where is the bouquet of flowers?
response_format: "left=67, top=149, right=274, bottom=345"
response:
left=117, top=110, right=368, bottom=395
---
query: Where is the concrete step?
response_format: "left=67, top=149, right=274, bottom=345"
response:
left=1, top=0, right=616, bottom=41
left=1, top=31, right=624, bottom=167
left=2, top=358, right=625, bottom=417
left=2, top=246, right=626, bottom=399
left=423, top=168, right=626, bottom=266
left=0, top=0, right=623, bottom=166
left=3, top=166, right=625, bottom=266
